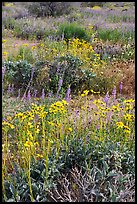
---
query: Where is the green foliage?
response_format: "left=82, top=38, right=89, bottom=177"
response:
left=98, top=28, right=134, bottom=43
left=3, top=60, right=33, bottom=90
left=81, top=2, right=106, bottom=7
left=27, top=2, right=72, bottom=17
left=2, top=17, right=16, bottom=30
left=57, top=22, right=91, bottom=42
left=48, top=54, right=96, bottom=95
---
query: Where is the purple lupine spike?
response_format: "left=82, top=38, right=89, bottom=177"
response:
left=17, top=89, right=20, bottom=99
left=58, top=78, right=63, bottom=92
left=112, top=86, right=116, bottom=100
left=41, top=88, right=45, bottom=100
left=27, top=90, right=31, bottom=101
left=2, top=66, right=6, bottom=81
left=48, top=92, right=52, bottom=98
left=34, top=89, right=37, bottom=98
left=23, top=92, right=26, bottom=100
left=11, top=84, right=14, bottom=94
left=2, top=66, right=6, bottom=95
left=7, top=84, right=11, bottom=94
left=65, top=86, right=71, bottom=102
left=103, top=91, right=109, bottom=107
left=120, top=82, right=123, bottom=95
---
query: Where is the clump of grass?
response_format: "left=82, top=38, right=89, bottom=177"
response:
left=57, top=22, right=91, bottom=42
left=97, top=28, right=134, bottom=43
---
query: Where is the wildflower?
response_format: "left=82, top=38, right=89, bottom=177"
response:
left=33, top=89, right=37, bottom=98
left=57, top=77, right=63, bottom=96
left=32, top=45, right=36, bottom=50
left=27, top=90, right=31, bottom=101
left=65, top=86, right=71, bottom=102
left=103, top=91, right=109, bottom=107
left=123, top=125, right=131, bottom=134
left=116, top=121, right=124, bottom=128
left=112, top=86, right=116, bottom=100
left=24, top=141, right=33, bottom=148
left=17, top=89, right=20, bottom=99
left=23, top=43, right=29, bottom=47
left=68, top=127, right=73, bottom=132
left=62, top=100, right=68, bottom=105
left=81, top=90, right=89, bottom=97
left=111, top=105, right=120, bottom=112
left=2, top=39, right=7, bottom=43
left=41, top=89, right=45, bottom=100
left=36, top=154, right=43, bottom=159
left=124, top=113, right=134, bottom=122
left=120, top=82, right=123, bottom=95
left=2, top=121, right=15, bottom=129
left=3, top=51, right=8, bottom=55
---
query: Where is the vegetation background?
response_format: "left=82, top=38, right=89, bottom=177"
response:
left=2, top=2, right=135, bottom=202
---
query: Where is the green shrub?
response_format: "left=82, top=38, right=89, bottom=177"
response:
left=27, top=2, right=72, bottom=17
left=48, top=54, right=96, bottom=95
left=98, top=28, right=134, bottom=43
left=2, top=17, right=16, bottom=30
left=57, top=22, right=91, bottom=42
left=3, top=60, right=33, bottom=91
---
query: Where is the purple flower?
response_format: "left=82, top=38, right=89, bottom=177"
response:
left=7, top=84, right=11, bottom=94
left=112, top=86, right=116, bottom=100
left=65, top=86, right=71, bottom=102
left=2, top=66, right=6, bottom=81
left=34, top=89, right=37, bottom=98
left=23, top=92, right=26, bottom=100
left=17, top=89, right=20, bottom=99
left=56, top=77, right=63, bottom=97
left=120, top=82, right=123, bottom=94
left=41, top=88, right=45, bottom=100
left=58, top=78, right=63, bottom=92
left=27, top=90, right=31, bottom=101
left=103, top=91, right=109, bottom=107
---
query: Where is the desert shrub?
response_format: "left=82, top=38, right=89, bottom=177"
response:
left=13, top=17, right=56, bottom=40
left=57, top=22, right=91, bottom=42
left=48, top=54, right=96, bottom=95
left=2, top=17, right=16, bottom=30
left=3, top=60, right=33, bottom=91
left=81, top=2, right=106, bottom=7
left=97, top=28, right=134, bottom=43
left=27, top=2, right=72, bottom=17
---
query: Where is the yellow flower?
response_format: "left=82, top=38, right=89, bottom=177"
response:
left=34, top=142, right=39, bottom=146
left=48, top=121, right=55, bottom=126
left=124, top=113, right=134, bottom=122
left=3, top=51, right=8, bottom=56
left=123, top=125, right=131, bottom=135
left=23, top=43, right=29, bottom=47
left=68, top=127, right=73, bottom=132
left=116, top=121, right=124, bottom=128
left=81, top=90, right=89, bottom=97
left=32, top=45, right=36, bottom=50
left=2, top=39, right=7, bottom=43
left=62, top=100, right=68, bottom=105
left=24, top=141, right=33, bottom=148
left=36, top=154, right=43, bottom=158
left=2, top=121, right=15, bottom=129
left=111, top=105, right=120, bottom=112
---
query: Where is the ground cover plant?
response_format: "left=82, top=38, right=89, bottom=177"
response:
left=2, top=2, right=135, bottom=202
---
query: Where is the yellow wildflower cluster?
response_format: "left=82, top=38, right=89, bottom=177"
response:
left=116, top=121, right=131, bottom=135
left=81, top=90, right=89, bottom=97
left=2, top=121, right=15, bottom=130
left=67, top=38, right=103, bottom=69
left=49, top=100, right=68, bottom=114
